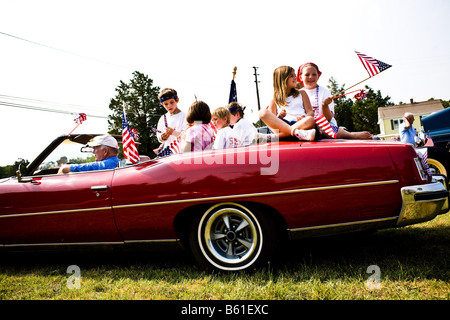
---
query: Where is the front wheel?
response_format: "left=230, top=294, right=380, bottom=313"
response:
left=189, top=203, right=275, bottom=272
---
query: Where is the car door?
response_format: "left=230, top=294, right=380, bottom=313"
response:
left=0, top=169, right=122, bottom=245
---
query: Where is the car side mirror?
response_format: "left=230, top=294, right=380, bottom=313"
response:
left=16, top=163, right=32, bottom=183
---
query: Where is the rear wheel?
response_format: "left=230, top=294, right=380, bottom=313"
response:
left=426, top=148, right=449, bottom=181
left=428, top=158, right=448, bottom=177
left=189, top=203, right=275, bottom=272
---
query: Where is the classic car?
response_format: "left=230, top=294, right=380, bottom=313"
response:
left=0, top=134, right=448, bottom=272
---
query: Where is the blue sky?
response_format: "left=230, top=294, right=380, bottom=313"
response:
left=1, top=0, right=449, bottom=165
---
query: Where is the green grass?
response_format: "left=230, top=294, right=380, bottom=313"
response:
left=1, top=214, right=449, bottom=300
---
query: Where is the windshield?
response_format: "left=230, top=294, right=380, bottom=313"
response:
left=35, top=139, right=94, bottom=174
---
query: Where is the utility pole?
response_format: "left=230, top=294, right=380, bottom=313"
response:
left=253, top=66, right=261, bottom=112
left=253, top=66, right=263, bottom=127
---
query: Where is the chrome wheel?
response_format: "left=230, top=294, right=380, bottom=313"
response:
left=203, top=207, right=259, bottom=265
left=189, top=203, right=273, bottom=271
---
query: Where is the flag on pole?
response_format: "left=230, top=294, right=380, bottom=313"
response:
left=68, top=113, right=87, bottom=135
left=354, top=90, right=368, bottom=100
left=416, top=148, right=432, bottom=175
left=122, top=108, right=140, bottom=164
left=425, top=133, right=434, bottom=147
left=209, top=121, right=218, bottom=139
left=229, top=66, right=238, bottom=103
left=355, top=51, right=392, bottom=77
left=74, top=113, right=87, bottom=124
left=229, top=79, right=237, bottom=103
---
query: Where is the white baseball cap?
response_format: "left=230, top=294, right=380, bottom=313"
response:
left=87, top=135, right=119, bottom=149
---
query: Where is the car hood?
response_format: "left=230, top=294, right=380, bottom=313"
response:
left=0, top=177, right=11, bottom=183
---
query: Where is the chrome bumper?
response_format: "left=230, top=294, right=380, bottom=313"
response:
left=397, top=175, right=449, bottom=227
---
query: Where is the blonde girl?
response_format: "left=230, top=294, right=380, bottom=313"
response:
left=298, top=62, right=372, bottom=139
left=259, top=66, right=316, bottom=141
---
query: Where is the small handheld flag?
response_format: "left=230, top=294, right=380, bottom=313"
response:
left=74, top=113, right=87, bottom=124
left=209, top=121, right=218, bottom=139
left=150, top=126, right=162, bottom=134
left=122, top=108, right=140, bottom=164
left=157, top=136, right=182, bottom=157
left=332, top=89, right=363, bottom=100
left=354, top=90, right=368, bottom=100
left=315, top=115, right=338, bottom=139
left=68, top=113, right=87, bottom=135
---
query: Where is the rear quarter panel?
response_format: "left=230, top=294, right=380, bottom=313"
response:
left=111, top=141, right=421, bottom=241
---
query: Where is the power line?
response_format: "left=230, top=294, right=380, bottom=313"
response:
left=0, top=93, right=106, bottom=113
left=0, top=100, right=108, bottom=119
left=0, top=31, right=129, bottom=69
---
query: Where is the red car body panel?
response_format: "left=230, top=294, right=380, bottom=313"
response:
left=0, top=170, right=121, bottom=244
left=0, top=138, right=443, bottom=247
left=109, top=141, right=420, bottom=241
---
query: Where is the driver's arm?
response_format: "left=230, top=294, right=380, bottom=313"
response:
left=58, top=165, right=71, bottom=174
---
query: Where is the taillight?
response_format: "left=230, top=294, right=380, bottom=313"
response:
left=414, top=157, right=429, bottom=181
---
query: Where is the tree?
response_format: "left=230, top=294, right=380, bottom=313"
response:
left=327, top=78, right=393, bottom=134
left=351, top=86, right=394, bottom=134
left=108, top=71, right=166, bottom=157
left=0, top=159, right=29, bottom=179
left=327, top=77, right=355, bottom=131
left=428, top=97, right=449, bottom=109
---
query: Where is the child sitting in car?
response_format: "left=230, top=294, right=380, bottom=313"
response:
left=182, top=101, right=215, bottom=152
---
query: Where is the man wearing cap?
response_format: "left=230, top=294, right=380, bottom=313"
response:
left=58, top=135, right=120, bottom=174
left=399, top=112, right=418, bottom=145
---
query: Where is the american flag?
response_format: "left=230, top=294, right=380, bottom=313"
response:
left=315, top=115, right=338, bottom=139
left=354, top=90, right=368, bottom=100
left=122, top=108, right=140, bottom=164
left=355, top=51, right=392, bottom=77
left=229, top=79, right=238, bottom=103
left=416, top=148, right=432, bottom=175
left=209, top=121, right=218, bottom=139
left=157, top=136, right=182, bottom=157
left=74, top=113, right=87, bottom=124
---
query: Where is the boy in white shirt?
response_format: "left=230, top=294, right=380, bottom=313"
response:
left=228, top=102, right=257, bottom=147
left=218, top=102, right=277, bottom=148
left=211, top=107, right=235, bottom=149
left=156, top=88, right=188, bottom=154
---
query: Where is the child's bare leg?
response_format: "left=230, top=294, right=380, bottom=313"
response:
left=290, top=116, right=316, bottom=131
left=259, top=109, right=293, bottom=138
left=336, top=128, right=373, bottom=139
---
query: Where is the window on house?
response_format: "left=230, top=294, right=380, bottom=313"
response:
left=391, top=119, right=404, bottom=130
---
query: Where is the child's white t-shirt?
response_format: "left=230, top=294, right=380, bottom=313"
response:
left=277, top=94, right=307, bottom=123
left=302, top=86, right=337, bottom=126
left=212, top=126, right=234, bottom=149
left=229, top=118, right=257, bottom=147
left=157, top=111, right=188, bottom=148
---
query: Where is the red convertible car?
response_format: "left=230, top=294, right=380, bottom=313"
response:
left=0, top=134, right=448, bottom=271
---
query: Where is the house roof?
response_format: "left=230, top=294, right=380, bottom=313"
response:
left=378, top=100, right=444, bottom=120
